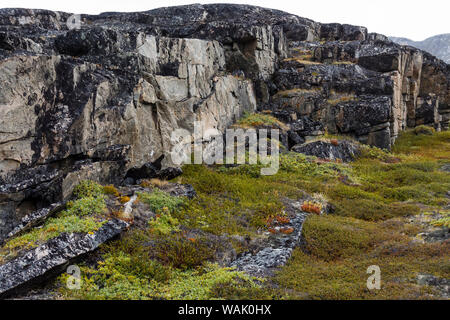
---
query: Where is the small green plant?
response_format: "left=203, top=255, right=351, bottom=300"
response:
left=233, top=112, right=289, bottom=130
left=138, top=190, right=184, bottom=213
left=153, top=235, right=215, bottom=270
left=149, top=210, right=181, bottom=235
left=73, top=180, right=104, bottom=199
left=65, top=196, right=106, bottom=216
left=1, top=214, right=105, bottom=254
left=430, top=211, right=450, bottom=228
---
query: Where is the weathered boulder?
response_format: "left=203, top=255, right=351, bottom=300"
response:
left=292, top=140, right=361, bottom=162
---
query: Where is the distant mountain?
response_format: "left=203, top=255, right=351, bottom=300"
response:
left=390, top=34, right=450, bottom=64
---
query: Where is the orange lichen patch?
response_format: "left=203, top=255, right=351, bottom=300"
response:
left=330, top=139, right=339, bottom=146
left=140, top=180, right=151, bottom=188
left=266, top=214, right=290, bottom=227
left=280, top=227, right=294, bottom=234
left=275, top=215, right=290, bottom=224
left=119, top=196, right=131, bottom=204
left=268, top=228, right=278, bottom=234
left=111, top=211, right=134, bottom=223
left=301, top=201, right=322, bottom=215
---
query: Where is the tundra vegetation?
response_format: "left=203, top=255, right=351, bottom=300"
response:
left=54, top=129, right=449, bottom=300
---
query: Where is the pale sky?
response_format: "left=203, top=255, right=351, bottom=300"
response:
left=1, top=0, right=449, bottom=41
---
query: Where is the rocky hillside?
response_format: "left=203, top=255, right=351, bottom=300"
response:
left=390, top=34, right=450, bottom=64
left=0, top=4, right=449, bottom=299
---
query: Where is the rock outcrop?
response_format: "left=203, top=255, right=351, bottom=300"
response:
left=0, top=4, right=449, bottom=241
left=268, top=37, right=449, bottom=150
left=0, top=218, right=128, bottom=297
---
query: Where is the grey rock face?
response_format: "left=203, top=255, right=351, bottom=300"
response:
left=0, top=219, right=128, bottom=297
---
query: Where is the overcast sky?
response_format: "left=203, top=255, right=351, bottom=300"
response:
left=1, top=0, right=448, bottom=41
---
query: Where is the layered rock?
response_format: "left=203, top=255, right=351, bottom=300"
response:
left=267, top=37, right=449, bottom=149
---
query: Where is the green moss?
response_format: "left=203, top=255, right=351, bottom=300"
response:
left=148, top=211, right=180, bottom=235
left=54, top=129, right=450, bottom=300
left=153, top=234, right=215, bottom=270
left=103, top=185, right=120, bottom=197
left=430, top=210, right=450, bottom=228
left=72, top=180, right=104, bottom=199
left=137, top=189, right=184, bottom=213
left=274, top=214, right=449, bottom=299
left=65, top=196, right=107, bottom=216
left=413, top=125, right=435, bottom=136
left=392, top=130, right=450, bottom=160
left=174, top=164, right=286, bottom=235
left=0, top=181, right=108, bottom=263
left=1, top=213, right=105, bottom=255
left=233, top=112, right=289, bottom=130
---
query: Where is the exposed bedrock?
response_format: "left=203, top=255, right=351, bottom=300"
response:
left=268, top=38, right=448, bottom=149
left=0, top=219, right=128, bottom=297
left=0, top=4, right=449, bottom=238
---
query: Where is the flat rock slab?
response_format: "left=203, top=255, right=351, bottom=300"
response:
left=292, top=140, right=361, bottom=162
left=0, top=219, right=128, bottom=297
left=229, top=202, right=309, bottom=277
left=3, top=202, right=65, bottom=243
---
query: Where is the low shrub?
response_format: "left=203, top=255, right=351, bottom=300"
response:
left=103, top=185, right=120, bottom=197
left=413, top=125, right=435, bottom=136
left=65, top=196, right=106, bottom=217
left=148, top=210, right=180, bottom=235
left=73, top=180, right=104, bottom=199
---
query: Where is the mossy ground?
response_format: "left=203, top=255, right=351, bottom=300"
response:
left=54, top=129, right=449, bottom=299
